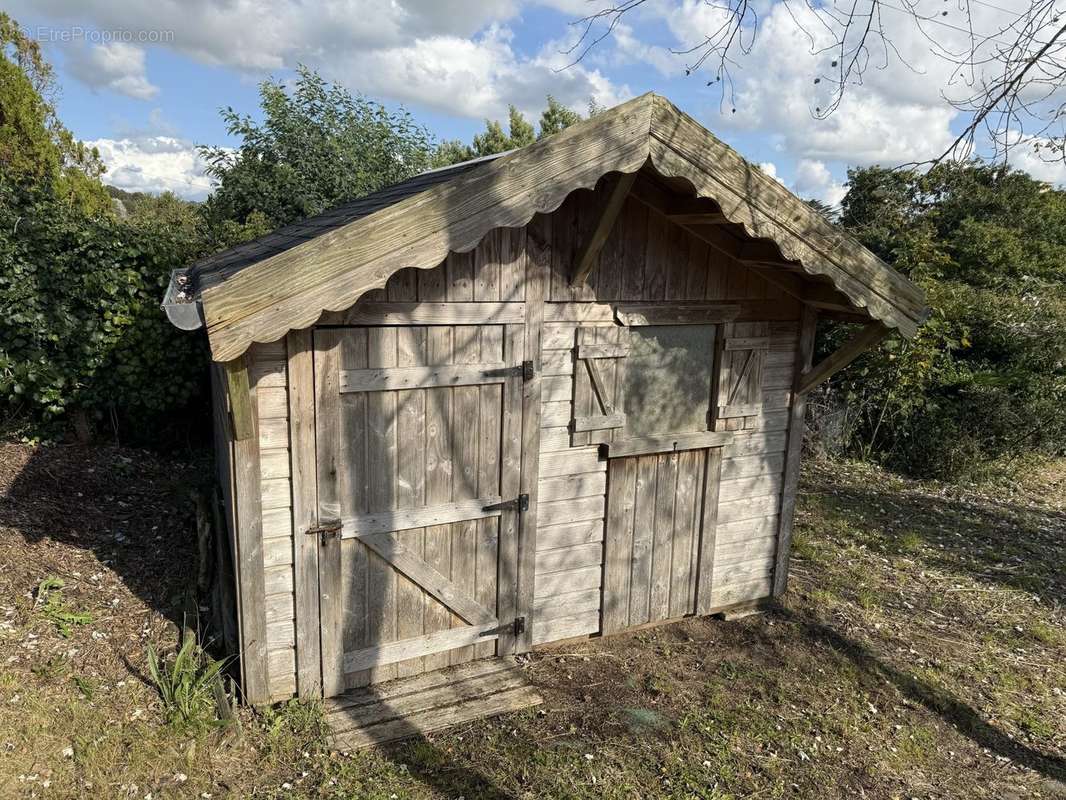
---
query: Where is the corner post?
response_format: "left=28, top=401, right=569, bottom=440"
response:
left=772, top=305, right=817, bottom=597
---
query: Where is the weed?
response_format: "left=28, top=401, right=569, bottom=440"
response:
left=72, top=675, right=95, bottom=700
left=35, top=577, right=92, bottom=637
left=895, top=530, right=923, bottom=553
left=31, top=654, right=68, bottom=679
left=621, top=707, right=670, bottom=733
left=146, top=632, right=229, bottom=732
left=1016, top=709, right=1056, bottom=740
left=855, top=586, right=879, bottom=609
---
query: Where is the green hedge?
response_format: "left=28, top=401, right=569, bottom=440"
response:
left=0, top=187, right=208, bottom=444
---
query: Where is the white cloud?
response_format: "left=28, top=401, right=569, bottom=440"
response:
left=1006, top=138, right=1066, bottom=186
left=609, top=22, right=682, bottom=77
left=757, top=161, right=783, bottom=184
left=792, top=158, right=847, bottom=207
left=21, top=0, right=626, bottom=122
left=334, top=24, right=628, bottom=121
left=619, top=0, right=1065, bottom=184
left=89, top=136, right=212, bottom=200
left=64, top=42, right=158, bottom=100
left=712, top=2, right=957, bottom=166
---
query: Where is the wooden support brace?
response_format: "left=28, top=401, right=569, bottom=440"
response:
left=795, top=321, right=891, bottom=397
left=223, top=356, right=254, bottom=440
left=571, top=171, right=638, bottom=287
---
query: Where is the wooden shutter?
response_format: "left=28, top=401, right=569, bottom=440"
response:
left=714, top=322, right=771, bottom=425
left=572, top=326, right=630, bottom=446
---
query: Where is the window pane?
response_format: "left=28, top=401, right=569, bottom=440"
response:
left=622, top=324, right=716, bottom=437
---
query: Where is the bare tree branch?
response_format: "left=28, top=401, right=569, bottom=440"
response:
left=563, top=0, right=1066, bottom=169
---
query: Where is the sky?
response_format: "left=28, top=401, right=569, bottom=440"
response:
left=9, top=0, right=1065, bottom=205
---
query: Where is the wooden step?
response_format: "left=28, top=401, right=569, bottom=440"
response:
left=325, top=656, right=542, bottom=750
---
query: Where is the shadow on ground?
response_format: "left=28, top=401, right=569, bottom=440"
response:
left=802, top=463, right=1066, bottom=604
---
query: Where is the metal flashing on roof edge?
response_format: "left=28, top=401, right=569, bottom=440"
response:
left=162, top=269, right=205, bottom=331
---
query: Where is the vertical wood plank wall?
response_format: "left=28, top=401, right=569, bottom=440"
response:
left=225, top=186, right=805, bottom=700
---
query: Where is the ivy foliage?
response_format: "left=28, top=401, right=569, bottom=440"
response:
left=0, top=14, right=208, bottom=442
left=0, top=183, right=208, bottom=440
left=822, top=163, right=1066, bottom=479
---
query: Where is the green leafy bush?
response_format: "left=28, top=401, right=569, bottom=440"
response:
left=0, top=184, right=209, bottom=442
left=821, top=163, right=1066, bottom=479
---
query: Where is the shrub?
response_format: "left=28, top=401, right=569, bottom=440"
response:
left=0, top=185, right=209, bottom=443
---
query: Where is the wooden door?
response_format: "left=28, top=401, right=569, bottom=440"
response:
left=313, top=323, right=524, bottom=696
left=602, top=446, right=723, bottom=634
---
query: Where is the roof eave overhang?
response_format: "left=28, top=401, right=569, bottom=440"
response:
left=191, top=93, right=928, bottom=362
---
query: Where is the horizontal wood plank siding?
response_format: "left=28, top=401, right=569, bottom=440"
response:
left=250, top=342, right=297, bottom=701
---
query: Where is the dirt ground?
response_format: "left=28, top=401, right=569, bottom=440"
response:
left=0, top=441, right=1063, bottom=799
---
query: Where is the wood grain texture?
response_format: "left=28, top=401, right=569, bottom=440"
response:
left=517, top=218, right=546, bottom=653
left=286, top=329, right=321, bottom=698
left=231, top=355, right=269, bottom=703
left=773, top=305, right=817, bottom=596
left=318, top=301, right=524, bottom=326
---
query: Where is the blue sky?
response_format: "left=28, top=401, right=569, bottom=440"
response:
left=10, top=0, right=1063, bottom=203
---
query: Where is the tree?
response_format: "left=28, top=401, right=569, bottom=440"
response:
left=820, top=162, right=1066, bottom=478
left=538, top=96, right=583, bottom=138
left=432, top=97, right=585, bottom=167
left=199, top=66, right=434, bottom=235
left=0, top=12, right=110, bottom=215
left=566, top=1, right=1066, bottom=168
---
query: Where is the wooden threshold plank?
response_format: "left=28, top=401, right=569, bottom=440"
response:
left=325, top=656, right=520, bottom=713
left=328, top=667, right=530, bottom=732
left=330, top=685, right=542, bottom=750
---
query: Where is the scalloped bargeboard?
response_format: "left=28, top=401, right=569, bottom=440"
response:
left=176, top=93, right=928, bottom=363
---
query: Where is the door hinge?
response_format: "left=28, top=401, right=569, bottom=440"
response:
left=478, top=616, right=527, bottom=639
left=305, top=518, right=342, bottom=545
left=482, top=493, right=529, bottom=514
left=522, top=360, right=535, bottom=381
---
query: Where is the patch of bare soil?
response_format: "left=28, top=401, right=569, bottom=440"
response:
left=0, top=442, right=200, bottom=685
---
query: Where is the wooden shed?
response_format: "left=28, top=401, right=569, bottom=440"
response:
left=164, top=93, right=928, bottom=733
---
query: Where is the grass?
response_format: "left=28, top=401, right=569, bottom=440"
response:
left=0, top=443, right=1063, bottom=798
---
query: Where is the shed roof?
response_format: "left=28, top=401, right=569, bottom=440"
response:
left=165, top=93, right=929, bottom=361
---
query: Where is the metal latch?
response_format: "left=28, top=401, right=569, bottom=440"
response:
left=478, top=616, right=527, bottom=638
left=522, top=360, right=535, bottom=381
left=482, top=494, right=529, bottom=513
left=305, top=518, right=342, bottom=545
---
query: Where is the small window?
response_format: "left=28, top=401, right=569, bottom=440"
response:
left=622, top=324, right=716, bottom=438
